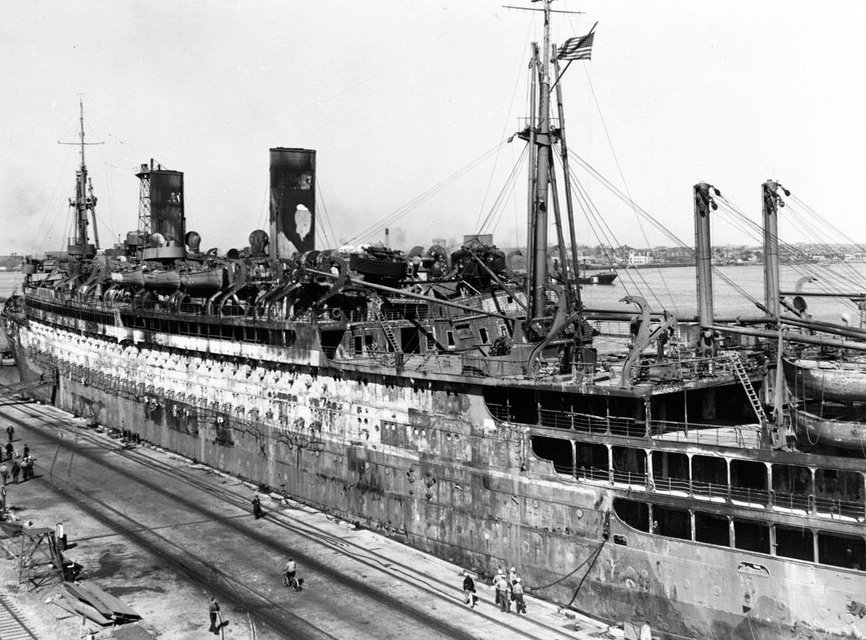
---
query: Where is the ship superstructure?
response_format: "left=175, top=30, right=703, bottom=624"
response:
left=3, top=4, right=864, bottom=639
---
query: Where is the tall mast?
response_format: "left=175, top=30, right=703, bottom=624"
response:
left=530, top=0, right=553, bottom=319
left=525, top=44, right=539, bottom=308
left=61, top=98, right=102, bottom=257
left=762, top=180, right=786, bottom=321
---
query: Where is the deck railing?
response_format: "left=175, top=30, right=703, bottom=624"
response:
left=491, top=402, right=757, bottom=449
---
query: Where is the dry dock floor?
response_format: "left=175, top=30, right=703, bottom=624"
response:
left=0, top=373, right=612, bottom=639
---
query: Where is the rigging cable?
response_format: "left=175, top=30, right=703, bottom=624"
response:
left=565, top=160, right=671, bottom=308
left=567, top=151, right=763, bottom=309
left=317, top=181, right=340, bottom=250
left=565, top=165, right=635, bottom=298
left=581, top=67, right=679, bottom=314
left=346, top=140, right=509, bottom=245
left=713, top=195, right=863, bottom=308
left=474, top=23, right=533, bottom=232
left=477, top=146, right=528, bottom=235
left=31, top=145, right=76, bottom=254
left=790, top=194, right=866, bottom=256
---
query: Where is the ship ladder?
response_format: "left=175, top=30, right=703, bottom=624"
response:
left=374, top=312, right=402, bottom=355
left=728, top=353, right=769, bottom=427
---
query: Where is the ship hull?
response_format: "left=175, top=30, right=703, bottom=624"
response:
left=578, top=272, right=617, bottom=286
left=3, top=313, right=863, bottom=640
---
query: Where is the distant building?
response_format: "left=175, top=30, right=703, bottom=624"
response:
left=628, top=251, right=652, bottom=266
left=0, top=254, right=23, bottom=272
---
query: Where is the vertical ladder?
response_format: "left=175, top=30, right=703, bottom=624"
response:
left=728, top=353, right=769, bottom=425
left=375, top=311, right=402, bottom=354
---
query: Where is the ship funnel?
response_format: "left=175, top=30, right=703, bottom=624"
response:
left=269, top=148, right=316, bottom=259
left=136, top=160, right=186, bottom=261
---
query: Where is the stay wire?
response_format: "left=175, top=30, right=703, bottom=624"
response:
left=489, top=153, right=528, bottom=236
left=780, top=203, right=866, bottom=289
left=317, top=182, right=340, bottom=249
left=477, top=145, right=528, bottom=234
left=581, top=68, right=679, bottom=314
left=715, top=195, right=865, bottom=299
left=474, top=24, right=532, bottom=231
left=346, top=140, right=508, bottom=245
left=32, top=145, right=75, bottom=254
left=566, top=166, right=637, bottom=298
left=790, top=194, right=866, bottom=255
left=569, top=151, right=763, bottom=308
left=711, top=201, right=857, bottom=310
left=565, top=161, right=666, bottom=309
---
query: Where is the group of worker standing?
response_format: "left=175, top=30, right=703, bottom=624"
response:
left=1, top=425, right=33, bottom=485
left=462, top=566, right=527, bottom=614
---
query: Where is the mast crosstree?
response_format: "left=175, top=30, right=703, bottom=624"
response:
left=514, top=0, right=587, bottom=336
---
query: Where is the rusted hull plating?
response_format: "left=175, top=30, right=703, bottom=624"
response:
left=5, top=316, right=864, bottom=640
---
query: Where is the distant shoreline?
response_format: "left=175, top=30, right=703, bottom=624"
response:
left=581, top=260, right=866, bottom=272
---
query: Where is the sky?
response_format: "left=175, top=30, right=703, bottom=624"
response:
left=1, top=0, right=865, bottom=257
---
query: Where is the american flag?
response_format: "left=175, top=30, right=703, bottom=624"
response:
left=557, top=32, right=594, bottom=61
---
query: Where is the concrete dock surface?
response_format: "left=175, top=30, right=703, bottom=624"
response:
left=0, top=381, right=616, bottom=639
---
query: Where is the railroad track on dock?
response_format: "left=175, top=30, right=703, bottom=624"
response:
left=0, top=593, right=40, bottom=640
left=3, top=400, right=596, bottom=640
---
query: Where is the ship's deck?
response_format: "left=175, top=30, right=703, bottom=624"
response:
left=652, top=424, right=762, bottom=449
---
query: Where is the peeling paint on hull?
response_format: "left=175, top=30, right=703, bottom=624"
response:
left=5, top=316, right=864, bottom=640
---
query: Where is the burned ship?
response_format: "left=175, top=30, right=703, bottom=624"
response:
left=3, top=3, right=864, bottom=639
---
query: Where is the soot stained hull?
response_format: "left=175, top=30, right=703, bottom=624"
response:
left=3, top=311, right=862, bottom=640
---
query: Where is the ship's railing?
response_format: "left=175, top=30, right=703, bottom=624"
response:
left=551, top=461, right=573, bottom=476
left=651, top=476, right=691, bottom=494
left=611, top=469, right=648, bottom=487
left=492, top=402, right=756, bottom=449
left=651, top=423, right=759, bottom=449
left=486, top=403, right=512, bottom=422
left=629, top=351, right=761, bottom=383
left=335, top=350, right=525, bottom=377
left=814, top=495, right=865, bottom=519
left=771, top=491, right=811, bottom=513
left=574, top=466, right=611, bottom=483
left=538, top=408, right=640, bottom=435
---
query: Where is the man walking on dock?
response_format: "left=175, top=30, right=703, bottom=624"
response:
left=208, top=597, right=220, bottom=634
left=462, top=571, right=477, bottom=608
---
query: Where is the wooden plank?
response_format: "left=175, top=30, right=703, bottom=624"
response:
left=55, top=593, right=111, bottom=626
left=62, top=583, right=114, bottom=619
left=76, top=583, right=140, bottom=620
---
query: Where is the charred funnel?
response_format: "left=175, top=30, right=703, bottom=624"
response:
left=269, top=148, right=316, bottom=258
